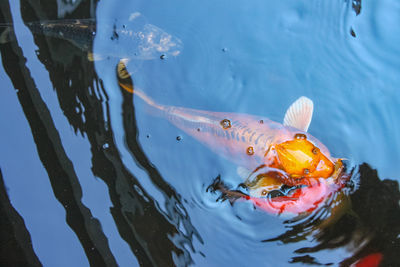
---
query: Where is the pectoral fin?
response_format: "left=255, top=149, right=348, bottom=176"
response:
left=283, top=96, right=314, bottom=132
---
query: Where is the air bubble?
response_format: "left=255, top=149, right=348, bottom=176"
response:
left=176, top=135, right=182, bottom=141
left=220, top=119, right=231, bottom=129
left=102, top=143, right=109, bottom=149
left=246, top=146, right=254, bottom=156
left=160, top=54, right=166, bottom=60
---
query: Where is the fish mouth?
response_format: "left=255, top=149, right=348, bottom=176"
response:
left=245, top=165, right=306, bottom=198
left=248, top=159, right=346, bottom=199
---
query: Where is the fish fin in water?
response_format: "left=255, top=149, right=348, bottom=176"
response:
left=117, top=59, right=165, bottom=113
left=283, top=96, right=314, bottom=132
left=117, top=58, right=132, bottom=79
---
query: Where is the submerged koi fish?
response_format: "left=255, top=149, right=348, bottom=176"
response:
left=119, top=70, right=342, bottom=191
left=0, top=13, right=182, bottom=61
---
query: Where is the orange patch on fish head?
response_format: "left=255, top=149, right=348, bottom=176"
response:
left=272, top=135, right=335, bottom=179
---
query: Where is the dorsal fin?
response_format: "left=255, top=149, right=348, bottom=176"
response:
left=283, top=96, right=314, bottom=132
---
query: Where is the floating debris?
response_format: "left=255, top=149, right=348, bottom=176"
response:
left=350, top=28, right=356, bottom=38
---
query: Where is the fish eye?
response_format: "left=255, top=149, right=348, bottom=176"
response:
left=312, top=147, right=319, bottom=155
left=261, top=189, right=268, bottom=196
left=303, top=168, right=310, bottom=175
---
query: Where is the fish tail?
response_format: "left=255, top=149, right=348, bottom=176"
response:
left=117, top=59, right=165, bottom=113
left=133, top=89, right=166, bottom=112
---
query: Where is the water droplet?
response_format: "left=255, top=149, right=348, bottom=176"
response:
left=160, top=54, right=166, bottom=60
left=220, top=119, right=231, bottom=129
left=102, top=143, right=109, bottom=149
left=176, top=135, right=182, bottom=141
left=294, top=133, right=307, bottom=140
left=246, top=146, right=254, bottom=156
left=259, top=120, right=264, bottom=124
left=303, top=168, right=310, bottom=175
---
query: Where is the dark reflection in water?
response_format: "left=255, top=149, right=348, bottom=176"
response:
left=1, top=0, right=200, bottom=266
left=0, top=169, right=42, bottom=267
left=0, top=2, right=118, bottom=266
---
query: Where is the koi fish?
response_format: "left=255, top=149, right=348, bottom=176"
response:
left=119, top=65, right=342, bottom=191
left=0, top=13, right=182, bottom=61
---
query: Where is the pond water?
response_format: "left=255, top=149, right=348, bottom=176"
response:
left=0, top=0, right=399, bottom=266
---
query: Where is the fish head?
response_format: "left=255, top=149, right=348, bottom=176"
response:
left=267, top=133, right=342, bottom=179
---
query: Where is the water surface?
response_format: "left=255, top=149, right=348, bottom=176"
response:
left=0, top=0, right=399, bottom=266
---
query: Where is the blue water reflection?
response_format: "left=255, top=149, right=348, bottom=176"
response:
left=0, top=0, right=399, bottom=266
